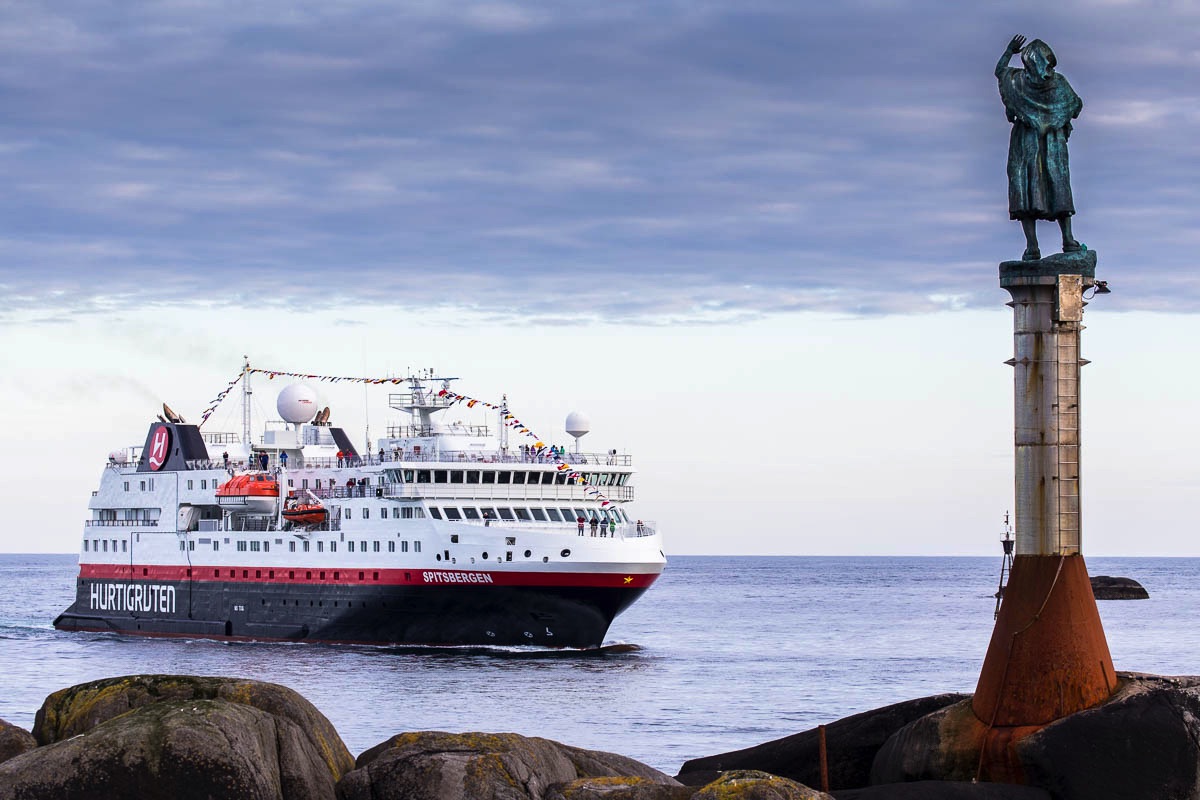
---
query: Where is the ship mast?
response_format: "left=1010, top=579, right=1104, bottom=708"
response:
left=241, top=355, right=252, bottom=454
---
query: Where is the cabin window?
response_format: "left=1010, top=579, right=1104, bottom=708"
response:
left=251, top=541, right=261, bottom=552
left=380, top=507, right=388, bottom=519
left=481, top=471, right=495, bottom=484
left=466, top=471, right=480, bottom=484
left=497, top=507, right=514, bottom=521
left=238, top=541, right=247, bottom=551
left=401, top=541, right=409, bottom=553
left=84, top=541, right=89, bottom=552
left=188, top=540, right=195, bottom=551
left=541, top=472, right=555, bottom=485
left=512, top=472, right=527, bottom=485
left=415, top=470, right=430, bottom=483
left=414, top=541, right=421, bottom=552
left=373, top=541, right=380, bottom=552
left=462, top=507, right=480, bottom=520
left=506, top=536, right=516, bottom=545
left=123, top=482, right=130, bottom=491
left=401, top=507, right=414, bottom=519
left=554, top=473, right=568, bottom=485
left=416, top=508, right=425, bottom=518
left=450, top=534, right=459, bottom=543
left=315, top=479, right=321, bottom=489
left=213, top=541, right=219, bottom=551
left=574, top=508, right=587, bottom=521
left=506, top=551, right=513, bottom=562
left=263, top=541, right=269, bottom=552
left=450, top=470, right=464, bottom=484
left=545, top=509, right=562, bottom=522
left=362, top=508, right=369, bottom=519
left=443, top=507, right=462, bottom=521
left=342, top=507, right=350, bottom=519
left=303, top=541, right=310, bottom=552
left=140, top=480, right=146, bottom=491
left=388, top=541, right=395, bottom=552
left=187, top=480, right=194, bottom=490
left=360, top=540, right=367, bottom=552
left=318, top=541, right=324, bottom=552
left=429, top=508, right=442, bottom=520
left=203, top=479, right=210, bottom=489
left=515, top=508, right=531, bottom=521
left=330, top=542, right=337, bottom=552
left=531, top=508, right=547, bottom=521
left=348, top=541, right=355, bottom=552
left=480, top=507, right=497, bottom=521
left=496, top=471, right=511, bottom=484
left=433, top=470, right=448, bottom=483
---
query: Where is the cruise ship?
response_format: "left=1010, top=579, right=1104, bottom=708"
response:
left=54, top=363, right=665, bottom=648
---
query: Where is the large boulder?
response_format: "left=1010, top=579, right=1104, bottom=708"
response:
left=0, top=718, right=35, bottom=764
left=677, top=693, right=967, bottom=791
left=871, top=673, right=1200, bottom=800
left=1, top=674, right=354, bottom=800
left=1018, top=673, right=1200, bottom=799
left=1089, top=575, right=1149, bottom=600
left=0, top=698, right=342, bottom=800
left=869, top=698, right=987, bottom=784
left=33, top=673, right=353, bottom=778
left=336, top=731, right=680, bottom=800
left=545, top=775, right=697, bottom=799
left=691, top=770, right=831, bottom=799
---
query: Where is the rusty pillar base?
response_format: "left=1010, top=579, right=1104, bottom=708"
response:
left=971, top=554, right=1115, bottom=783
left=973, top=553, right=1115, bottom=728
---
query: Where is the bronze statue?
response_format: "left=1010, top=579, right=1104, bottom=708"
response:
left=996, top=35, right=1083, bottom=261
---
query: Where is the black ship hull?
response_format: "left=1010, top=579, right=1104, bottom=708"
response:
left=54, top=576, right=651, bottom=648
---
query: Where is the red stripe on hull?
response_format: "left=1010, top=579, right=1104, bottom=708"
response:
left=77, top=563, right=661, bottom=589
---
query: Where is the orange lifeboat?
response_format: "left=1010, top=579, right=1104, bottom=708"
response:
left=215, top=473, right=280, bottom=514
left=282, top=504, right=327, bottom=526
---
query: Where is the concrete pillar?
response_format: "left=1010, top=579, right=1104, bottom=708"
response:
left=972, top=253, right=1115, bottom=782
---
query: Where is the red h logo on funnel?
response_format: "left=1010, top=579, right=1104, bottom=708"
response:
left=148, top=426, right=171, bottom=471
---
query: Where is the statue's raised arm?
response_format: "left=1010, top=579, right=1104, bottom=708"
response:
left=997, top=36, right=1084, bottom=261
left=995, top=34, right=1026, bottom=79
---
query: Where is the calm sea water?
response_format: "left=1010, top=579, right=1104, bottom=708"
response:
left=2, top=554, right=1198, bottom=773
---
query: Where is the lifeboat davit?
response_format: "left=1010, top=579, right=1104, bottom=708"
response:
left=282, top=504, right=327, bottom=527
left=215, top=473, right=280, bottom=514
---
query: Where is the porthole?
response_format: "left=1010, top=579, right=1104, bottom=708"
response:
left=560, top=549, right=571, bottom=558
left=436, top=553, right=442, bottom=561
left=543, top=556, right=549, bottom=563
left=524, top=550, right=531, bottom=558
left=482, top=551, right=489, bottom=560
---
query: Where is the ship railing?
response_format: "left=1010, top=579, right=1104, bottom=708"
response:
left=85, top=519, right=160, bottom=527
left=375, top=484, right=636, bottom=502
left=291, top=451, right=633, bottom=468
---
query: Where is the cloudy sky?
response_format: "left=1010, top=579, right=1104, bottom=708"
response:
left=2, top=1, right=1199, bottom=555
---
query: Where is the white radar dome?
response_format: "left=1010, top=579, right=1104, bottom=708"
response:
left=277, top=383, right=319, bottom=424
left=565, top=411, right=591, bottom=438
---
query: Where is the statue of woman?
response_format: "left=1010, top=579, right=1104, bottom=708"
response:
left=996, top=35, right=1083, bottom=261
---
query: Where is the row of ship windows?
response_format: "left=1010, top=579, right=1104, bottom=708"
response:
left=87, top=539, right=128, bottom=553
left=428, top=505, right=629, bottom=523
left=340, top=507, right=424, bottom=519
left=388, top=469, right=630, bottom=488
left=89, top=537, right=423, bottom=555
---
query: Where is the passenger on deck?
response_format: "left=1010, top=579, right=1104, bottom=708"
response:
left=577, top=516, right=585, bottom=536
left=589, top=517, right=599, bottom=537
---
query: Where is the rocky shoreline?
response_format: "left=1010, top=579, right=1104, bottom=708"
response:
left=2, top=672, right=1197, bottom=799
